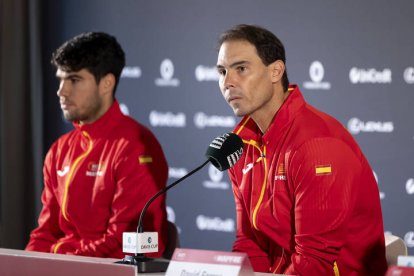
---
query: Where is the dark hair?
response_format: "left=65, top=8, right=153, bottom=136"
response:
left=51, top=32, right=125, bottom=95
left=218, top=24, right=289, bottom=91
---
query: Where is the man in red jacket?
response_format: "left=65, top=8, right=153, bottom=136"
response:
left=216, top=24, right=387, bottom=275
left=26, top=32, right=168, bottom=258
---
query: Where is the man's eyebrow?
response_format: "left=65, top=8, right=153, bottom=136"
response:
left=55, top=72, right=82, bottom=79
left=216, top=60, right=250, bottom=69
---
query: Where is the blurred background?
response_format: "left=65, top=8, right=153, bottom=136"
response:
left=1, top=0, right=413, bottom=255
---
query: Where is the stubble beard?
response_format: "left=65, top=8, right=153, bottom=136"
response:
left=62, top=97, right=102, bottom=123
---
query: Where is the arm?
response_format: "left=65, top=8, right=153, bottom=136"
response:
left=230, top=169, right=270, bottom=272
left=284, top=138, right=360, bottom=275
left=26, top=149, right=64, bottom=252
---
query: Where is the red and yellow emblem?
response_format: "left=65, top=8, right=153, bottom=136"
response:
left=315, top=164, right=332, bottom=175
left=139, top=155, right=153, bottom=164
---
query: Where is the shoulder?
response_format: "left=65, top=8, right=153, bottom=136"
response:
left=118, top=115, right=157, bottom=138
left=113, top=115, right=164, bottom=152
left=287, top=104, right=360, bottom=151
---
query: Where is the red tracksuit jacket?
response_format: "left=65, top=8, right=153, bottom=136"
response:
left=26, top=100, right=168, bottom=258
left=229, top=85, right=387, bottom=275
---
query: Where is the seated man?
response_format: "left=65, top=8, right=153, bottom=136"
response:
left=216, top=24, right=387, bottom=275
left=26, top=32, right=168, bottom=258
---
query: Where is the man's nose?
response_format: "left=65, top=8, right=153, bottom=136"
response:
left=57, top=81, right=68, bottom=97
left=222, top=71, right=236, bottom=90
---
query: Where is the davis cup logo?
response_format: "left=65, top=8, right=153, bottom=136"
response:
left=406, top=178, right=414, bottom=195
left=303, top=61, right=331, bottom=90
left=405, top=231, right=414, bottom=247
left=404, top=67, right=414, bottom=84
left=155, top=58, right=180, bottom=86
left=161, top=59, right=174, bottom=80
left=119, top=103, right=129, bottom=115
left=310, top=61, right=324, bottom=83
left=203, top=164, right=229, bottom=190
left=148, top=237, right=152, bottom=244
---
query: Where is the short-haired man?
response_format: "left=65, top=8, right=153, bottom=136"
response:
left=216, top=24, right=387, bottom=275
left=26, top=32, right=168, bottom=258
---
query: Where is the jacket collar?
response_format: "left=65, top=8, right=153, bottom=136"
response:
left=234, top=84, right=306, bottom=144
left=73, top=100, right=123, bottom=139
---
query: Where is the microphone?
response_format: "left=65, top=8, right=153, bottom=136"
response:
left=117, top=132, right=243, bottom=273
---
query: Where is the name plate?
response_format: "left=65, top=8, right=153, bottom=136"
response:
left=122, top=232, right=158, bottom=254
left=398, top=256, right=414, bottom=267
left=165, top=248, right=254, bottom=276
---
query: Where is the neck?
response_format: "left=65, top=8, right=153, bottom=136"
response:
left=79, top=98, right=114, bottom=125
left=252, top=89, right=289, bottom=134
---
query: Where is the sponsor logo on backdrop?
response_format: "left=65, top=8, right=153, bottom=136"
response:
left=155, top=59, right=180, bottom=87
left=349, top=67, right=392, bottom=84
left=119, top=103, right=129, bottom=115
left=303, top=61, right=331, bottom=90
left=347, top=117, right=394, bottom=135
left=203, top=164, right=229, bottom=190
left=166, top=206, right=176, bottom=223
left=194, top=112, right=236, bottom=129
left=149, top=111, right=186, bottom=127
left=405, top=231, right=414, bottom=247
left=169, top=167, right=188, bottom=179
left=196, top=215, right=235, bottom=232
left=406, top=178, right=414, bottom=195
left=404, top=67, right=414, bottom=84
left=195, top=65, right=219, bottom=82
left=373, top=171, right=385, bottom=199
left=121, top=66, right=142, bottom=78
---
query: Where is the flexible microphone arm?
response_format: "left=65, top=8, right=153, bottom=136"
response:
left=117, top=132, right=243, bottom=273
left=137, top=159, right=210, bottom=233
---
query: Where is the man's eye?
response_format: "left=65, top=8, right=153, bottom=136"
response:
left=238, top=66, right=246, bottom=72
left=218, top=69, right=226, bottom=76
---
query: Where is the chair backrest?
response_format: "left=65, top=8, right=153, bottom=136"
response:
left=163, top=221, right=180, bottom=259
left=385, top=233, right=408, bottom=265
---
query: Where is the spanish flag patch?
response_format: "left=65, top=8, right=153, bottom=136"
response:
left=139, top=155, right=153, bottom=164
left=315, top=165, right=332, bottom=175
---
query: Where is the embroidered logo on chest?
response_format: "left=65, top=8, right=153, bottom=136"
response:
left=57, top=166, right=69, bottom=177
left=242, top=163, right=254, bottom=174
left=275, top=163, right=286, bottom=181
left=86, top=162, right=104, bottom=177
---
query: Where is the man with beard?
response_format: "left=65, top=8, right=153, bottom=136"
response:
left=26, top=32, right=168, bottom=258
left=216, top=24, right=387, bottom=275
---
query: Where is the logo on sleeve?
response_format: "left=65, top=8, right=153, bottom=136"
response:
left=139, top=155, right=153, bottom=164
left=315, top=164, right=332, bottom=175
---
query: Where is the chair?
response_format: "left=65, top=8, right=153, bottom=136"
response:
left=163, top=221, right=180, bottom=259
left=385, top=233, right=408, bottom=265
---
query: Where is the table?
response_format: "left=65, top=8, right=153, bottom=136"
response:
left=0, top=248, right=276, bottom=275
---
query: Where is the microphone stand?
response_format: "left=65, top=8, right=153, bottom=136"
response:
left=117, top=160, right=210, bottom=273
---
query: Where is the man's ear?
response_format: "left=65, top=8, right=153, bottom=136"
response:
left=270, top=60, right=285, bottom=83
left=100, top=73, right=116, bottom=96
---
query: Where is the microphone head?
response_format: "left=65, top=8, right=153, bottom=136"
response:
left=205, top=132, right=244, bottom=171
